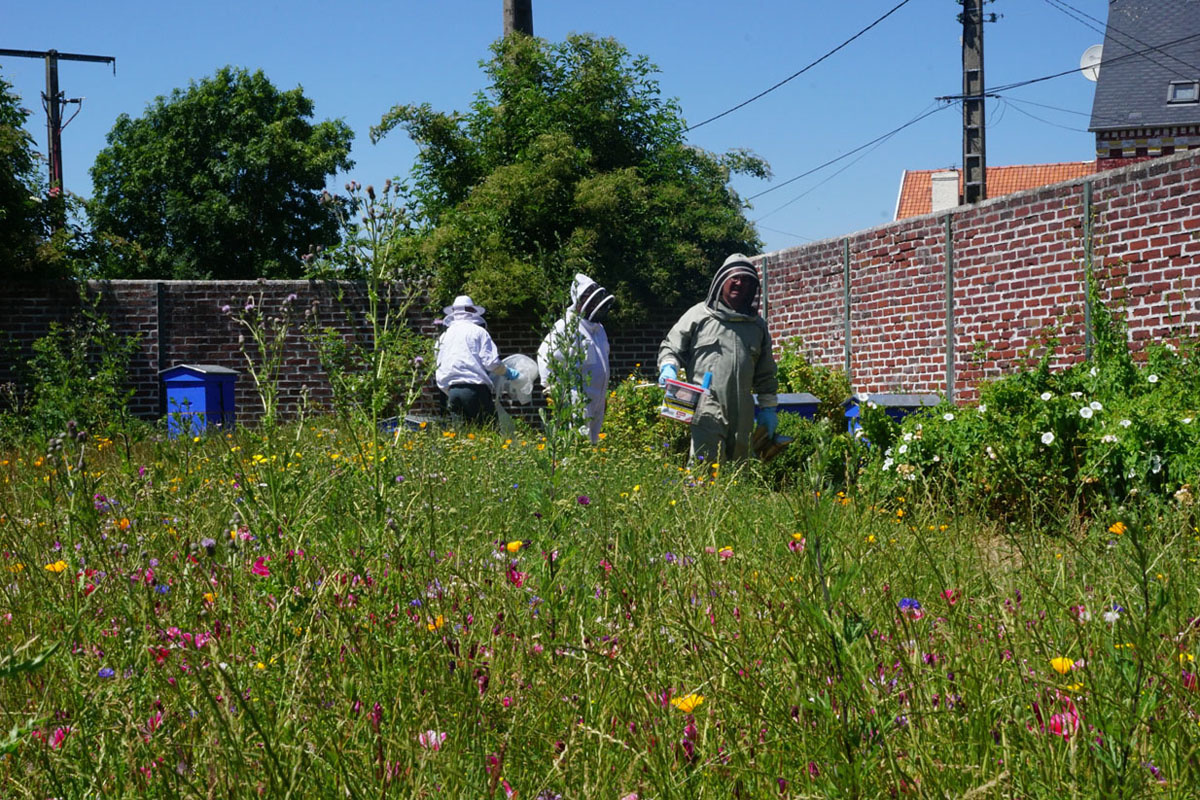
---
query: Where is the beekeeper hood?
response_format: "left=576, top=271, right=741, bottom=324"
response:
left=571, top=274, right=615, bottom=323
left=705, top=253, right=760, bottom=312
left=442, top=295, right=486, bottom=326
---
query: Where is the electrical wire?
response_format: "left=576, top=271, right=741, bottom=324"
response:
left=997, top=97, right=1089, bottom=133
left=684, top=0, right=915, bottom=132
left=989, top=31, right=1200, bottom=93
left=1041, top=0, right=1200, bottom=76
left=745, top=102, right=950, bottom=202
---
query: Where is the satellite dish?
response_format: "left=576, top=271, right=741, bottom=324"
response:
left=1080, top=44, right=1103, bottom=82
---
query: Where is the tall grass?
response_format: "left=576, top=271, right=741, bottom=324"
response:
left=2, top=415, right=1199, bottom=798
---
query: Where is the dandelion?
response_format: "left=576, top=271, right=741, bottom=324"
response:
left=670, top=693, right=704, bottom=713
left=1041, top=432, right=1055, bottom=445
left=1079, top=407, right=1093, bottom=419
left=1050, top=657, right=1074, bottom=675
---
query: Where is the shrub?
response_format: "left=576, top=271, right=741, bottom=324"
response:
left=775, top=338, right=851, bottom=425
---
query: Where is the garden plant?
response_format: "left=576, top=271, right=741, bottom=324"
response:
left=1, top=298, right=1199, bottom=798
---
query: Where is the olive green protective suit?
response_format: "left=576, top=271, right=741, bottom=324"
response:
left=658, top=263, right=778, bottom=464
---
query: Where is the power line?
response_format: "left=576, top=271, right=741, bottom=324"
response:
left=1041, top=0, right=1200, bottom=77
left=745, top=102, right=950, bottom=201
left=989, top=31, right=1200, bottom=93
left=997, top=97, right=1089, bottom=133
left=685, top=0, right=915, bottom=132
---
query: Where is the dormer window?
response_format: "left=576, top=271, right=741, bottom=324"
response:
left=1167, top=80, right=1199, bottom=103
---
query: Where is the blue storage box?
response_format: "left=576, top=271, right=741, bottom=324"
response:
left=160, top=364, right=237, bottom=438
left=844, top=393, right=940, bottom=432
left=754, top=392, right=821, bottom=420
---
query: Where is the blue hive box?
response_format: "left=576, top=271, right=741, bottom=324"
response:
left=754, top=392, right=820, bottom=419
left=160, top=364, right=238, bottom=438
left=844, top=393, right=941, bottom=433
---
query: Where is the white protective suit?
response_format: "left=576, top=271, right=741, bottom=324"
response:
left=537, top=274, right=614, bottom=443
left=435, top=299, right=503, bottom=393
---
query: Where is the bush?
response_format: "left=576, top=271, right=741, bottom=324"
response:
left=775, top=338, right=851, bottom=426
left=602, top=368, right=687, bottom=455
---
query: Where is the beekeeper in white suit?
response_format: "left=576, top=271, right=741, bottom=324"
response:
left=537, top=274, right=615, bottom=443
left=436, top=295, right=518, bottom=426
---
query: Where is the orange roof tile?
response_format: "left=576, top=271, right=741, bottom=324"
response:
left=895, top=162, right=1096, bottom=219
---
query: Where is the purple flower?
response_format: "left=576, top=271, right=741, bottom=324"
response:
left=98, top=667, right=115, bottom=679
left=577, top=495, right=590, bottom=506
left=664, top=552, right=677, bottom=564
left=899, top=598, right=922, bottom=611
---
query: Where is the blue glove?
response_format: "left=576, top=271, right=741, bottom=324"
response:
left=755, top=407, right=778, bottom=438
left=658, top=363, right=678, bottom=386
left=505, top=367, right=520, bottom=380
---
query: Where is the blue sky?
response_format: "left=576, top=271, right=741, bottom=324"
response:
left=4, top=0, right=1109, bottom=254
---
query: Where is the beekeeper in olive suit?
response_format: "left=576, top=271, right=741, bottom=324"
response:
left=537, top=273, right=615, bottom=443
left=658, top=253, right=779, bottom=463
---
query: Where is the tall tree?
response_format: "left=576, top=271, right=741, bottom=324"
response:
left=373, top=34, right=767, bottom=319
left=0, top=70, right=51, bottom=275
left=89, top=66, right=353, bottom=279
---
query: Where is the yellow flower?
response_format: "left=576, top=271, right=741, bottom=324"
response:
left=203, top=592, right=217, bottom=604
left=506, top=540, right=524, bottom=554
left=44, top=560, right=68, bottom=573
left=670, top=694, right=704, bottom=713
left=865, top=534, right=876, bottom=544
left=8, top=563, right=24, bottom=573
left=255, top=662, right=266, bottom=670
left=1180, top=653, right=1195, bottom=665
left=1063, top=682, right=1084, bottom=692
left=1050, top=657, right=1074, bottom=674
left=1108, top=521, right=1127, bottom=535
left=791, top=533, right=805, bottom=542
left=427, top=614, right=445, bottom=632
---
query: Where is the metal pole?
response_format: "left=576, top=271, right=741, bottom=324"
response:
left=1083, top=180, right=1094, bottom=360
left=843, top=238, right=852, bottom=381
left=944, top=214, right=956, bottom=401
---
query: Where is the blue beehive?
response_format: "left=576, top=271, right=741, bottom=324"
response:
left=754, top=392, right=820, bottom=419
left=844, top=393, right=941, bottom=433
left=160, top=364, right=237, bottom=438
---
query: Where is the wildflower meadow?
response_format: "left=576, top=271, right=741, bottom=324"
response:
left=3, top=297, right=1200, bottom=798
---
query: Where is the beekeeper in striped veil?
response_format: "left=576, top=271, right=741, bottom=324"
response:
left=537, top=273, right=615, bottom=443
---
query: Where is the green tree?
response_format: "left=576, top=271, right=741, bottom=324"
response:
left=0, top=70, right=51, bottom=275
left=372, top=34, right=767, bottom=319
left=89, top=66, right=353, bottom=279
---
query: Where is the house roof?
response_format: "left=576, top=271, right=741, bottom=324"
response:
left=1089, top=0, right=1200, bottom=132
left=894, top=162, right=1096, bottom=220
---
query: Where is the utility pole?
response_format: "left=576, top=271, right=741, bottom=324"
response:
left=961, top=0, right=986, bottom=204
left=503, top=0, right=533, bottom=36
left=0, top=48, right=116, bottom=193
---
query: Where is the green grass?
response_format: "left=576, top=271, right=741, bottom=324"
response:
left=2, top=418, right=1199, bottom=798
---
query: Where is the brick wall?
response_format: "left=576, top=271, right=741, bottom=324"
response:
left=0, top=278, right=678, bottom=423
left=3, top=148, right=1198, bottom=421
left=758, top=148, right=1200, bottom=402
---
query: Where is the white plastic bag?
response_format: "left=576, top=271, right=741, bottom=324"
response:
left=496, top=354, right=538, bottom=404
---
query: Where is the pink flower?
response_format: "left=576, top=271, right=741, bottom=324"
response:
left=250, top=556, right=271, bottom=577
left=49, top=726, right=70, bottom=749
left=506, top=563, right=527, bottom=587
left=418, top=729, right=446, bottom=751
left=941, top=589, right=959, bottom=605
